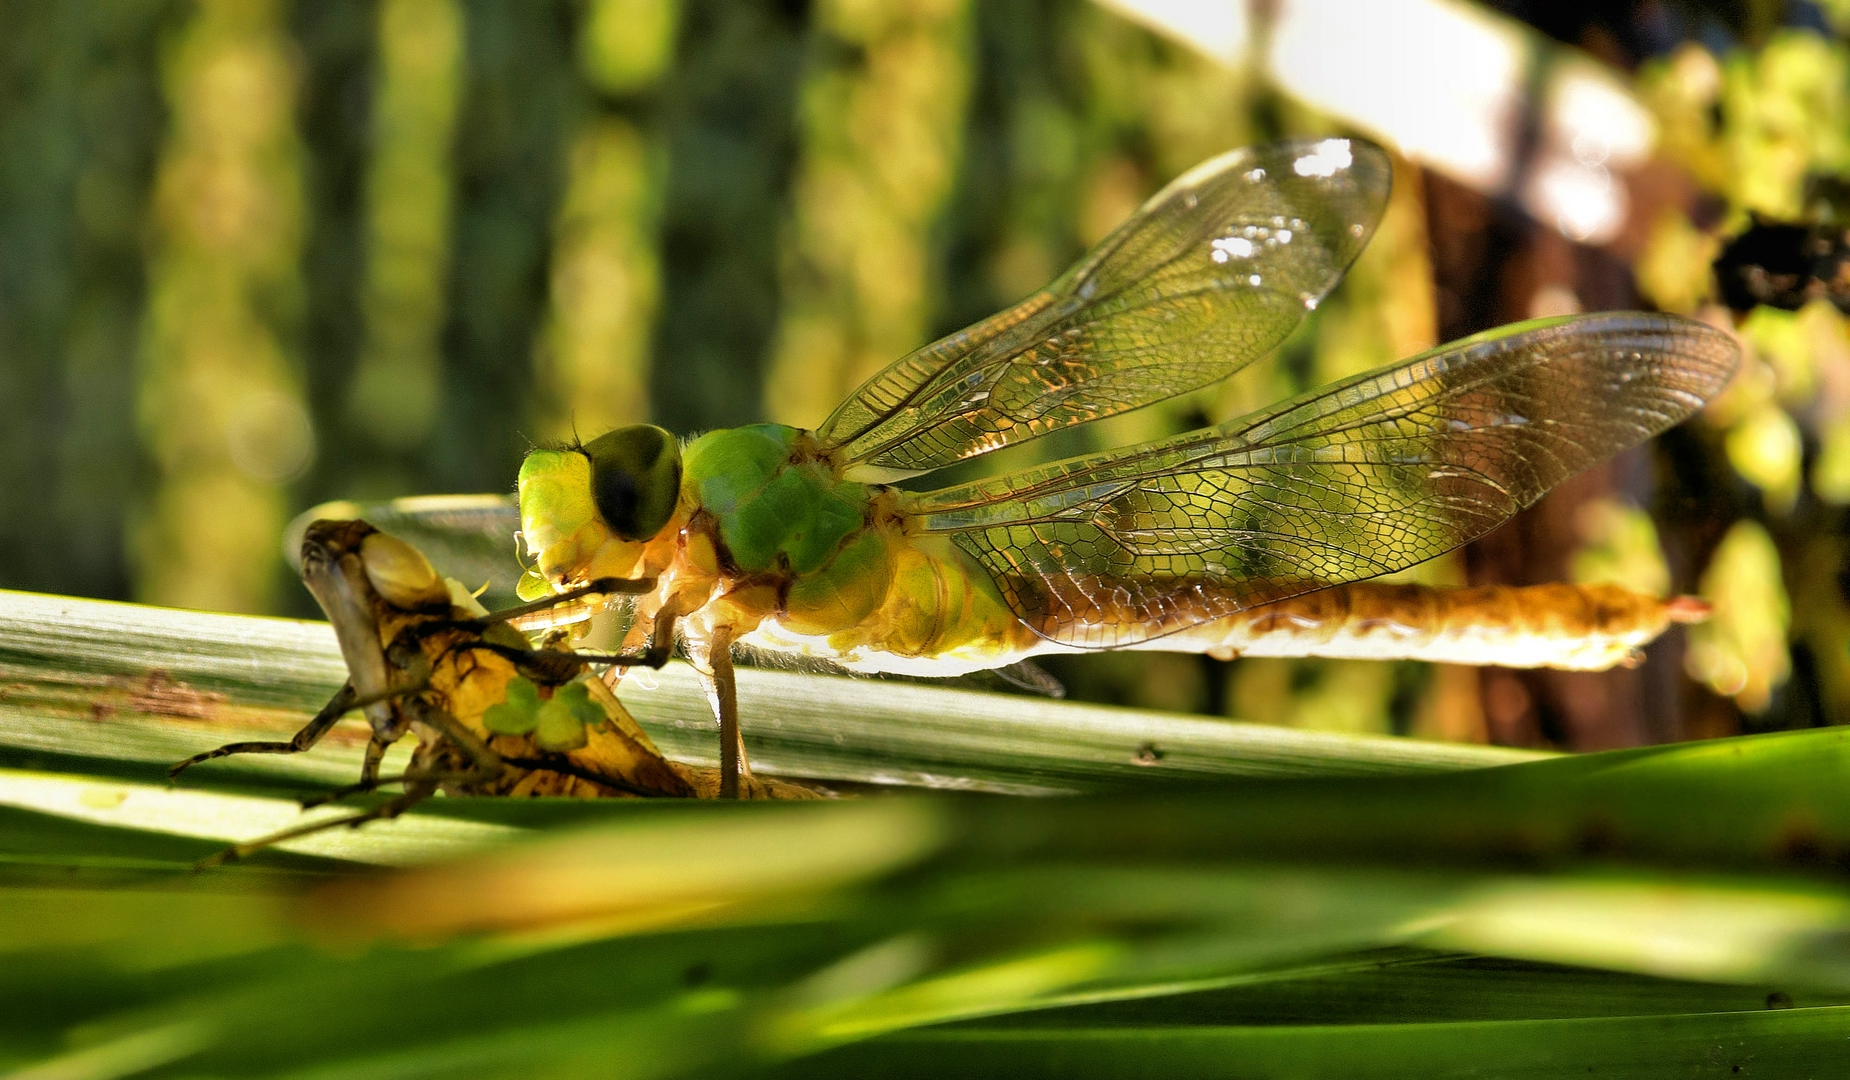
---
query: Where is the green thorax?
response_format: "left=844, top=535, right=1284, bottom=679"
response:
left=682, top=424, right=872, bottom=575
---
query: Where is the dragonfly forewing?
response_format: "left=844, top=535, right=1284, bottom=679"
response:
left=818, top=138, right=1393, bottom=478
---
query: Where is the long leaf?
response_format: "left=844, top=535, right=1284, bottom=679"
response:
left=0, top=589, right=1538, bottom=804
left=802, top=1006, right=1850, bottom=1079
left=6, top=589, right=1850, bottom=1078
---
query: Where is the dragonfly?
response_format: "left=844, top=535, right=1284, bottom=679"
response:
left=301, top=138, right=1739, bottom=799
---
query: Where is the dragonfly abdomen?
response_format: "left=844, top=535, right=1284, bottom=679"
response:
left=1143, top=581, right=1704, bottom=671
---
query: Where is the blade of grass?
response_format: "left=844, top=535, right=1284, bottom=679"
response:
left=9, top=589, right=1850, bottom=1078
left=901, top=727, right=1850, bottom=877
left=0, top=768, right=518, bottom=867
left=10, top=857, right=1850, bottom=1079
left=973, top=953, right=1850, bottom=1025
left=0, top=589, right=1541, bottom=800
left=799, top=1005, right=1850, bottom=1079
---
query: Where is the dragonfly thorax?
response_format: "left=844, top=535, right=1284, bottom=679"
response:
left=682, top=424, right=873, bottom=577
left=680, top=424, right=1027, bottom=663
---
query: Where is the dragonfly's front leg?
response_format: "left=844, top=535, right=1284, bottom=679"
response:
left=688, top=624, right=752, bottom=799
left=483, top=575, right=658, bottom=630
left=542, top=606, right=681, bottom=674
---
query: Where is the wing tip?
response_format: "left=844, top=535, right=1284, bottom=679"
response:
left=1456, top=309, right=1742, bottom=391
left=1666, top=595, right=1712, bottom=624
left=1589, top=309, right=1743, bottom=392
left=1152, top=136, right=1392, bottom=208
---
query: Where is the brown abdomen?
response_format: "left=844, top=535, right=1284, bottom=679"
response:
left=1143, top=581, right=1705, bottom=671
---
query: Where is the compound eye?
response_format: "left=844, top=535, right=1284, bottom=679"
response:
left=583, top=425, right=682, bottom=541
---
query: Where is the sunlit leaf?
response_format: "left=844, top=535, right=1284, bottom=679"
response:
left=0, top=590, right=1539, bottom=808
left=1724, top=402, right=1804, bottom=512
left=1569, top=497, right=1671, bottom=599
left=1686, top=520, right=1792, bottom=711
left=6, top=591, right=1850, bottom=1077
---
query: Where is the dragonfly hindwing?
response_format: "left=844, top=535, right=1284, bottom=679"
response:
left=905, top=313, right=1739, bottom=649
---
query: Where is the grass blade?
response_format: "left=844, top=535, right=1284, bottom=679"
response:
left=803, top=1006, right=1850, bottom=1079
left=6, top=589, right=1850, bottom=1077
left=0, top=589, right=1538, bottom=802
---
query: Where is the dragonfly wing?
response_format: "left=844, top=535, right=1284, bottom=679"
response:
left=907, top=312, right=1739, bottom=649
left=284, top=495, right=524, bottom=608
left=817, top=138, right=1392, bottom=479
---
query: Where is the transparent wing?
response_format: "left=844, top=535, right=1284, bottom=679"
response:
left=817, top=138, right=1393, bottom=479
left=283, top=495, right=523, bottom=608
left=905, top=313, right=1740, bottom=649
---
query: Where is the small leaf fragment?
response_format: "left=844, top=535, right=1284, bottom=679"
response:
left=483, top=676, right=542, bottom=736
left=533, top=682, right=597, bottom=751
left=516, top=567, right=550, bottom=602
left=563, top=680, right=606, bottom=728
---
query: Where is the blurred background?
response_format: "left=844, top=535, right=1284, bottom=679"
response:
left=2, top=0, right=1846, bottom=750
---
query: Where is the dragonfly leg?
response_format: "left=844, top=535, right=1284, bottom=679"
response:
left=568, top=606, right=683, bottom=671
left=456, top=607, right=681, bottom=678
left=478, top=575, right=657, bottom=626
left=300, top=764, right=500, bottom=808
left=693, top=625, right=752, bottom=799
left=357, top=735, right=390, bottom=788
left=195, top=777, right=443, bottom=870
left=169, top=681, right=360, bottom=780
left=403, top=696, right=506, bottom=787
left=302, top=699, right=505, bottom=808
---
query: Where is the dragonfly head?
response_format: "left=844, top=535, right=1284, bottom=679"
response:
left=516, top=425, right=684, bottom=601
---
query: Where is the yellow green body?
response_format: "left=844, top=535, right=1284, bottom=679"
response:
left=514, top=417, right=1702, bottom=678
left=518, top=424, right=1041, bottom=677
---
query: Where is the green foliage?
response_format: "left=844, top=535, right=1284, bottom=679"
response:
left=3, top=590, right=1850, bottom=1074
left=481, top=674, right=543, bottom=736
left=537, top=680, right=604, bottom=750
left=1635, top=27, right=1850, bottom=725
left=8, top=6, right=1850, bottom=1066
left=0, top=0, right=167, bottom=604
